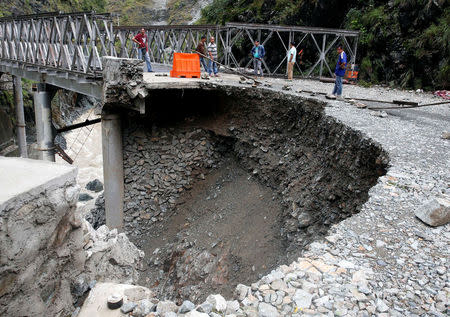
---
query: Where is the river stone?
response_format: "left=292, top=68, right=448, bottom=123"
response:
left=78, top=193, right=93, bottom=201
left=206, top=294, right=227, bottom=312
left=86, top=179, right=104, bottom=192
left=179, top=300, right=195, bottom=313
left=258, top=302, right=280, bottom=317
left=293, top=289, right=313, bottom=309
left=185, top=311, right=209, bottom=317
left=376, top=299, right=389, bottom=313
left=156, top=300, right=178, bottom=314
left=441, top=131, right=450, bottom=140
left=134, top=299, right=155, bottom=317
left=414, top=198, right=450, bottom=226
left=120, top=301, right=137, bottom=314
left=226, top=300, right=240, bottom=314
left=197, top=302, right=213, bottom=313
left=235, top=284, right=250, bottom=300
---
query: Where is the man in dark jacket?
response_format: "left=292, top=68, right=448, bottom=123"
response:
left=329, top=45, right=347, bottom=99
left=251, top=40, right=265, bottom=77
left=132, top=28, right=152, bottom=72
left=196, top=36, right=208, bottom=73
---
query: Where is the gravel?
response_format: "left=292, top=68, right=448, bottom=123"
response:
left=83, top=76, right=449, bottom=316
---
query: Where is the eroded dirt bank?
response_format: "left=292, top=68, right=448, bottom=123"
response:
left=92, top=87, right=388, bottom=302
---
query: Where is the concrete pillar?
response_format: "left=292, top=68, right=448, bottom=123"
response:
left=33, top=83, right=55, bottom=161
left=101, top=113, right=124, bottom=230
left=13, top=76, right=27, bottom=158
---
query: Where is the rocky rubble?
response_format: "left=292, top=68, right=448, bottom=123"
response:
left=122, top=126, right=221, bottom=243
left=0, top=158, right=144, bottom=316
left=81, top=75, right=448, bottom=316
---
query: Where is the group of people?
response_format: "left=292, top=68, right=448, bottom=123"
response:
left=195, top=36, right=219, bottom=77
left=133, top=28, right=347, bottom=98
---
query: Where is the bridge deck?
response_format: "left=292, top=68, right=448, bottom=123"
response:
left=142, top=72, right=241, bottom=89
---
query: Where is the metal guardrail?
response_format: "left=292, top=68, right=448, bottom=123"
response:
left=114, top=22, right=359, bottom=78
left=0, top=12, right=115, bottom=78
left=0, top=12, right=359, bottom=79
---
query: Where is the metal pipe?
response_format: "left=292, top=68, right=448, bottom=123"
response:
left=101, top=113, right=124, bottom=231
left=13, top=75, right=27, bottom=158
left=56, top=117, right=101, bottom=133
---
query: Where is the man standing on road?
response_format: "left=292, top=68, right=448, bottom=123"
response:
left=207, top=36, right=219, bottom=77
left=251, top=40, right=265, bottom=77
left=287, top=42, right=296, bottom=80
left=328, top=45, right=347, bottom=99
left=196, top=36, right=208, bottom=74
left=132, top=28, right=153, bottom=72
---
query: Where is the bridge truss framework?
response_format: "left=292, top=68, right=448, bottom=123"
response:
left=0, top=12, right=360, bottom=92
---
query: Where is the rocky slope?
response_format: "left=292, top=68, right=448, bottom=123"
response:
left=108, top=0, right=213, bottom=25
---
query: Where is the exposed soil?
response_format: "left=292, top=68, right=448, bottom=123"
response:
left=138, top=156, right=286, bottom=302
left=88, top=87, right=387, bottom=303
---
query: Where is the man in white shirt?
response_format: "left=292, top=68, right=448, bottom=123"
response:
left=287, top=42, right=296, bottom=80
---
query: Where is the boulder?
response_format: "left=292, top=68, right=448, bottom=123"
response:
left=415, top=198, right=450, bottom=227
left=258, top=302, right=279, bottom=317
left=205, top=294, right=227, bottom=312
left=86, top=179, right=104, bottom=192
left=293, top=289, right=313, bottom=309
left=78, top=193, right=93, bottom=201
left=179, top=300, right=195, bottom=313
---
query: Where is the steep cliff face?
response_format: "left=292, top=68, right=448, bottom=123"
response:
left=0, top=0, right=106, bottom=16
left=108, top=0, right=213, bottom=25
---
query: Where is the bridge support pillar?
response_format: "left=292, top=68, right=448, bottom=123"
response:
left=13, top=76, right=27, bottom=158
left=101, top=112, right=124, bottom=230
left=33, top=83, right=56, bottom=161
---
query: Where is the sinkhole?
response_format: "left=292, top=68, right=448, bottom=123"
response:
left=98, top=86, right=388, bottom=303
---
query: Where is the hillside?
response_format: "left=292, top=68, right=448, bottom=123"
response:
left=200, top=0, right=450, bottom=89
left=0, top=0, right=210, bottom=24
left=0, top=1, right=448, bottom=88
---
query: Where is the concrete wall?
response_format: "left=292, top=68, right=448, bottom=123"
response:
left=0, top=157, right=144, bottom=316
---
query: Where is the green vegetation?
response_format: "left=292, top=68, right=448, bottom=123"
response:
left=0, top=0, right=107, bottom=17
left=201, top=0, right=449, bottom=89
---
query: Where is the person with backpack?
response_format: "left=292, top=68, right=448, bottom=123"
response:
left=251, top=40, right=265, bottom=77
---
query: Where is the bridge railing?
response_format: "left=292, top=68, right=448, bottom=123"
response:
left=0, top=12, right=359, bottom=79
left=114, top=22, right=359, bottom=78
left=0, top=12, right=115, bottom=78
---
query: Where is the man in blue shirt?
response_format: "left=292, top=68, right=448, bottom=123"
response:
left=251, top=40, right=265, bottom=77
left=329, top=45, right=347, bottom=99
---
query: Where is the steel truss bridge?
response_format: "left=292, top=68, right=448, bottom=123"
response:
left=0, top=11, right=359, bottom=98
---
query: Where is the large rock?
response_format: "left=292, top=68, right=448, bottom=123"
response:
left=78, top=283, right=153, bottom=317
left=0, top=158, right=145, bottom=316
left=415, top=198, right=450, bottom=227
left=293, top=289, right=313, bottom=309
left=156, top=300, right=178, bottom=314
left=0, top=158, right=80, bottom=316
left=205, top=294, right=227, bottom=312
left=85, top=179, right=103, bottom=192
left=258, top=302, right=280, bottom=317
left=179, top=300, right=196, bottom=313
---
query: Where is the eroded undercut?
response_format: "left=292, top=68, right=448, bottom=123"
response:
left=100, top=87, right=388, bottom=302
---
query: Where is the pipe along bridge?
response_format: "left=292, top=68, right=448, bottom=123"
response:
left=0, top=11, right=359, bottom=230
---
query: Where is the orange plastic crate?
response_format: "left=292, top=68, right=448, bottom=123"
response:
left=170, top=53, right=201, bottom=78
